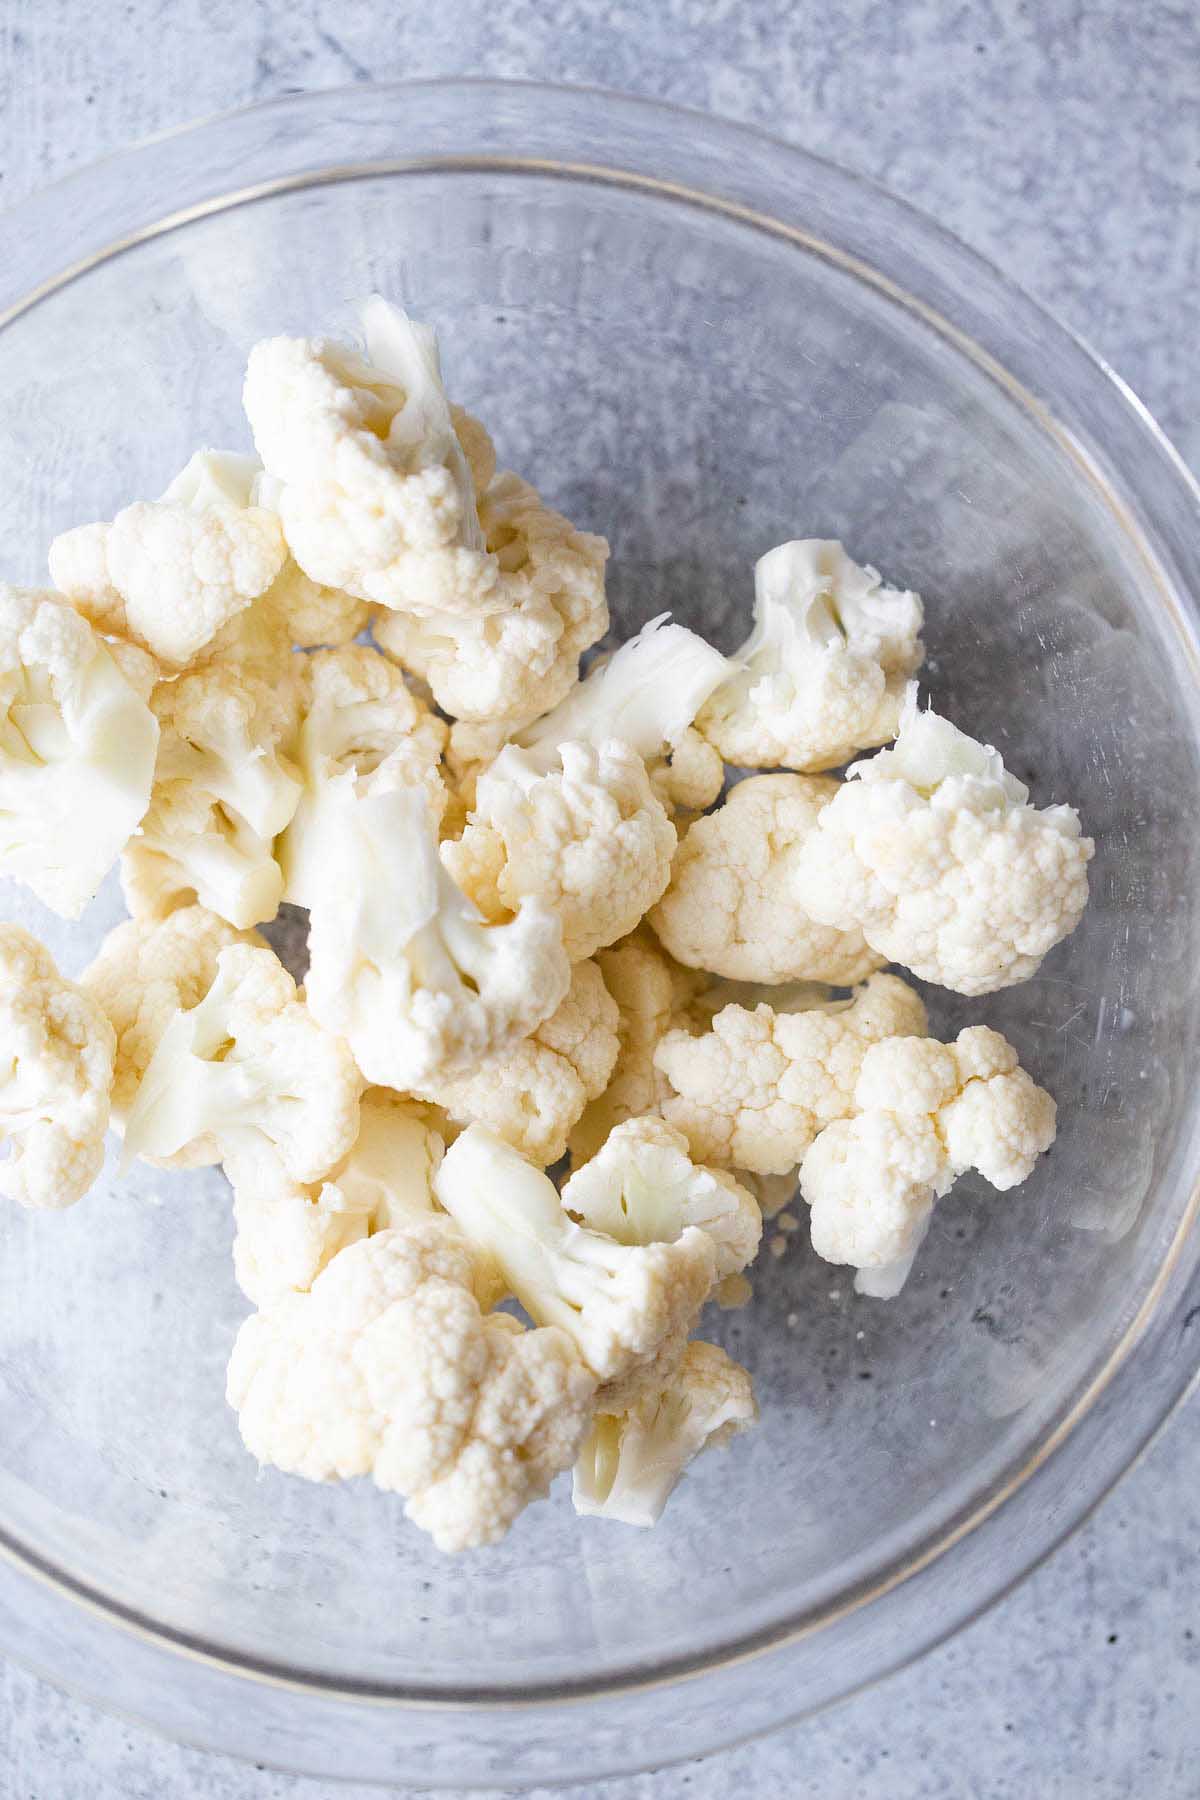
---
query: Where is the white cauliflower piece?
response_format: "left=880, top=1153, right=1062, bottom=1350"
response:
left=244, top=300, right=507, bottom=616
left=123, top=943, right=361, bottom=1181
left=802, top=1026, right=1057, bottom=1296
left=443, top=740, right=676, bottom=962
left=564, top=1116, right=762, bottom=1279
left=122, top=659, right=302, bottom=929
left=649, top=772, right=883, bottom=985
left=699, top=539, right=924, bottom=771
left=653, top=971, right=928, bottom=1174
left=0, top=925, right=115, bottom=1209
left=373, top=471, right=609, bottom=725
left=227, top=1089, right=446, bottom=1306
left=278, top=643, right=447, bottom=908
left=0, top=585, right=158, bottom=916
left=49, top=449, right=288, bottom=669
left=791, top=690, right=1094, bottom=995
left=227, top=1217, right=595, bottom=1553
left=573, top=1340, right=756, bottom=1528
left=303, top=782, right=570, bottom=1090
left=436, top=1125, right=717, bottom=1409
left=81, top=904, right=260, bottom=1133
left=648, top=727, right=726, bottom=818
left=416, top=960, right=619, bottom=1167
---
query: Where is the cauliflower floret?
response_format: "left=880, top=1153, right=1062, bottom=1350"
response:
left=0, top=925, right=115, bottom=1209
left=573, top=1340, right=757, bottom=1528
left=81, top=904, right=260, bottom=1133
left=0, top=586, right=159, bottom=917
left=564, top=1116, right=762, bottom=1280
left=122, top=659, right=302, bottom=930
left=802, top=1026, right=1057, bottom=1295
left=654, top=971, right=927, bottom=1174
left=373, top=471, right=609, bottom=725
left=416, top=960, right=619, bottom=1167
left=698, top=539, right=924, bottom=772
left=443, top=740, right=677, bottom=962
left=49, top=450, right=288, bottom=670
left=277, top=643, right=447, bottom=908
left=227, top=1217, right=596, bottom=1553
left=244, top=301, right=509, bottom=617
left=304, top=782, right=570, bottom=1091
left=569, top=931, right=705, bottom=1165
left=791, top=690, right=1094, bottom=994
left=227, top=1090, right=446, bottom=1306
left=436, top=1126, right=717, bottom=1408
left=123, top=943, right=361, bottom=1182
left=648, top=727, right=726, bottom=818
left=649, top=772, right=883, bottom=985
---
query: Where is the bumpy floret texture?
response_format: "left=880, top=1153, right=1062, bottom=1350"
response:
left=444, top=740, right=677, bottom=961
left=791, top=694, right=1094, bottom=995
left=0, top=925, right=114, bottom=1209
left=699, top=539, right=924, bottom=771
left=0, top=585, right=159, bottom=916
left=227, top=1217, right=596, bottom=1551
left=649, top=772, right=882, bottom=985
left=654, top=971, right=927, bottom=1174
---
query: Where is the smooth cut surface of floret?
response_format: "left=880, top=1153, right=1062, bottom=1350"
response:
left=698, top=539, right=924, bottom=772
left=790, top=690, right=1094, bottom=995
left=123, top=943, right=361, bottom=1182
left=443, top=740, right=677, bottom=962
left=227, top=1217, right=596, bottom=1552
left=654, top=971, right=928, bottom=1174
left=0, top=925, right=115, bottom=1209
left=573, top=1340, right=756, bottom=1528
left=649, top=772, right=883, bottom=985
left=0, top=585, right=159, bottom=917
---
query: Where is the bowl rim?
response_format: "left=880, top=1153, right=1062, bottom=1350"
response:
left=2, top=74, right=1199, bottom=1773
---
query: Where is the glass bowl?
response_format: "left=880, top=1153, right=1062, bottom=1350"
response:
left=1, top=80, right=1199, bottom=1790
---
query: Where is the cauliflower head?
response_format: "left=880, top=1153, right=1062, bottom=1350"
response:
left=443, top=740, right=677, bottom=962
left=278, top=643, right=447, bottom=909
left=698, top=539, right=924, bottom=771
left=122, top=659, right=302, bottom=930
left=573, top=1340, right=756, bottom=1528
left=0, top=925, right=115, bottom=1209
left=123, top=943, right=361, bottom=1181
left=416, top=960, right=619, bottom=1167
left=81, top=904, right=260, bottom=1129
left=227, top=1089, right=446, bottom=1307
left=649, top=772, right=883, bottom=985
left=49, top=450, right=288, bottom=670
left=373, top=471, right=609, bottom=725
left=303, top=781, right=570, bottom=1091
left=653, top=971, right=928, bottom=1174
left=801, top=1025, right=1057, bottom=1296
left=790, top=691, right=1094, bottom=995
left=436, top=1125, right=717, bottom=1408
left=0, top=585, right=159, bottom=917
left=227, top=1216, right=596, bottom=1552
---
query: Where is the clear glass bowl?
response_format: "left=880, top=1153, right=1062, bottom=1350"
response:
left=1, top=81, right=1199, bottom=1789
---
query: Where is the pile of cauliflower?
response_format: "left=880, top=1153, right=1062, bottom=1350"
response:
left=0, top=301, right=1093, bottom=1553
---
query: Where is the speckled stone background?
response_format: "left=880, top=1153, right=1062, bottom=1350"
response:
left=0, top=3, right=1197, bottom=1796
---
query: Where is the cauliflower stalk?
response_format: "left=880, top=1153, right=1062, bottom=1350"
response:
left=801, top=1026, right=1057, bottom=1296
left=654, top=971, right=928, bottom=1174
left=573, top=1341, right=756, bottom=1528
left=227, top=1216, right=596, bottom=1553
left=699, top=539, right=924, bottom=771
left=123, top=943, right=361, bottom=1180
left=649, top=772, right=882, bottom=985
left=443, top=739, right=677, bottom=962
left=791, top=690, right=1094, bottom=995
left=0, top=586, right=159, bottom=917
left=0, top=925, right=115, bottom=1209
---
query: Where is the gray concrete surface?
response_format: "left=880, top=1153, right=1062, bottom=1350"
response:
left=0, top=1, right=1197, bottom=1794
